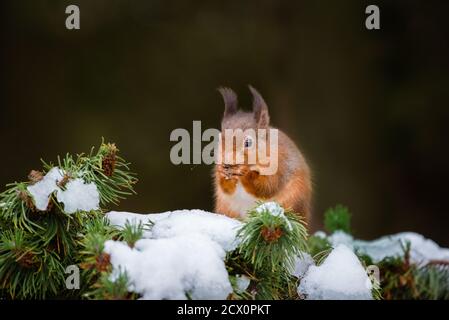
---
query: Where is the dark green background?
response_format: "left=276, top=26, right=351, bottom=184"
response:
left=1, top=1, right=448, bottom=245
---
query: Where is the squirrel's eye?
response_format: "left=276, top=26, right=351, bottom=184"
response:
left=244, top=137, right=253, bottom=148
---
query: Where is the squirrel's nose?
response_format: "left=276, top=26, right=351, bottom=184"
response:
left=222, top=164, right=231, bottom=169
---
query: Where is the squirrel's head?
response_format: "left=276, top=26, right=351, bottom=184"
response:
left=219, top=85, right=270, bottom=131
left=217, top=86, right=273, bottom=169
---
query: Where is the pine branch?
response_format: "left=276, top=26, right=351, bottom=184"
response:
left=0, top=140, right=137, bottom=299
left=235, top=202, right=308, bottom=300
left=324, top=204, right=352, bottom=234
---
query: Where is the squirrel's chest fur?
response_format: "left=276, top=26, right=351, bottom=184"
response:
left=219, top=181, right=261, bottom=217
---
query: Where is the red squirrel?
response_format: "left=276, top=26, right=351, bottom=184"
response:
left=214, top=86, right=312, bottom=223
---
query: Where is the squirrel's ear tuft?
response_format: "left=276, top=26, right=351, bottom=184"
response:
left=218, top=87, right=238, bottom=118
left=249, top=85, right=270, bottom=128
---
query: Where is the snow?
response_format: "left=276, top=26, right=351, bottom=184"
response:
left=255, top=201, right=292, bottom=230
left=104, top=234, right=232, bottom=300
left=328, top=230, right=355, bottom=249
left=27, top=167, right=64, bottom=210
left=255, top=202, right=284, bottom=216
left=105, top=210, right=242, bottom=299
left=107, top=210, right=242, bottom=251
left=314, top=231, right=327, bottom=239
left=235, top=275, right=251, bottom=292
left=298, top=244, right=373, bottom=300
left=326, top=231, right=449, bottom=265
left=103, top=209, right=449, bottom=300
left=107, top=211, right=154, bottom=229
left=27, top=167, right=100, bottom=213
left=56, top=179, right=100, bottom=214
left=354, top=232, right=449, bottom=265
left=291, top=252, right=315, bottom=278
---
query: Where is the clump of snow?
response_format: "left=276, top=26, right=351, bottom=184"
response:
left=107, top=210, right=242, bottom=251
left=56, top=179, right=100, bottom=214
left=256, top=202, right=284, bottom=216
left=150, top=211, right=241, bottom=251
left=328, top=230, right=355, bottom=250
left=104, top=234, right=233, bottom=300
left=298, top=244, right=373, bottom=300
left=105, top=210, right=242, bottom=299
left=107, top=211, right=154, bottom=229
left=291, top=252, right=315, bottom=278
left=324, top=230, right=449, bottom=265
left=235, top=275, right=251, bottom=292
left=354, top=232, right=449, bottom=265
left=27, top=167, right=64, bottom=210
left=255, top=202, right=292, bottom=230
left=26, top=167, right=100, bottom=214
left=314, top=231, right=327, bottom=239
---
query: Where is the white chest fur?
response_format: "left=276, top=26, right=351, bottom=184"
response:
left=222, top=182, right=260, bottom=217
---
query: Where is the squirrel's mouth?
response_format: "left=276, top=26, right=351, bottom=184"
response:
left=220, top=164, right=245, bottom=178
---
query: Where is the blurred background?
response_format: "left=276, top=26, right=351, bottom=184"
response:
left=1, top=0, right=448, bottom=245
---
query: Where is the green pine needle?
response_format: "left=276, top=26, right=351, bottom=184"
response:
left=0, top=140, right=137, bottom=299
left=324, top=204, right=352, bottom=234
left=235, top=202, right=308, bottom=299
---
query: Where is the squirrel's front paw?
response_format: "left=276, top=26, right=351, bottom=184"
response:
left=217, top=165, right=230, bottom=178
left=249, top=165, right=260, bottom=174
left=218, top=175, right=238, bottom=194
left=235, top=165, right=250, bottom=176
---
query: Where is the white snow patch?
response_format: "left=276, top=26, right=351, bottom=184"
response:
left=256, top=201, right=284, bottom=216
left=107, top=210, right=242, bottom=251
left=235, top=275, right=251, bottom=293
left=105, top=210, right=242, bottom=299
left=323, top=231, right=449, bottom=265
left=107, top=211, right=153, bottom=229
left=291, top=252, right=315, bottom=278
left=298, top=244, right=372, bottom=300
left=26, top=167, right=100, bottom=214
left=255, top=202, right=292, bottom=230
left=354, top=232, right=449, bottom=265
left=104, top=234, right=233, bottom=300
left=56, top=179, right=100, bottom=214
left=27, top=167, right=64, bottom=211
left=328, top=231, right=355, bottom=250
left=314, top=231, right=327, bottom=239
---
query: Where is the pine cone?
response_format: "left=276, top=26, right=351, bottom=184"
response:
left=46, top=197, right=54, bottom=212
left=17, top=190, right=36, bottom=211
left=16, top=251, right=36, bottom=268
left=260, top=226, right=283, bottom=242
left=96, top=253, right=111, bottom=272
left=28, top=170, right=43, bottom=184
left=102, top=144, right=118, bottom=177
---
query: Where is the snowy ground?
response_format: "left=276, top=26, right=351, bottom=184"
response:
left=326, top=230, right=449, bottom=265
left=105, top=208, right=449, bottom=300
left=106, top=210, right=241, bottom=299
left=296, top=244, right=373, bottom=300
